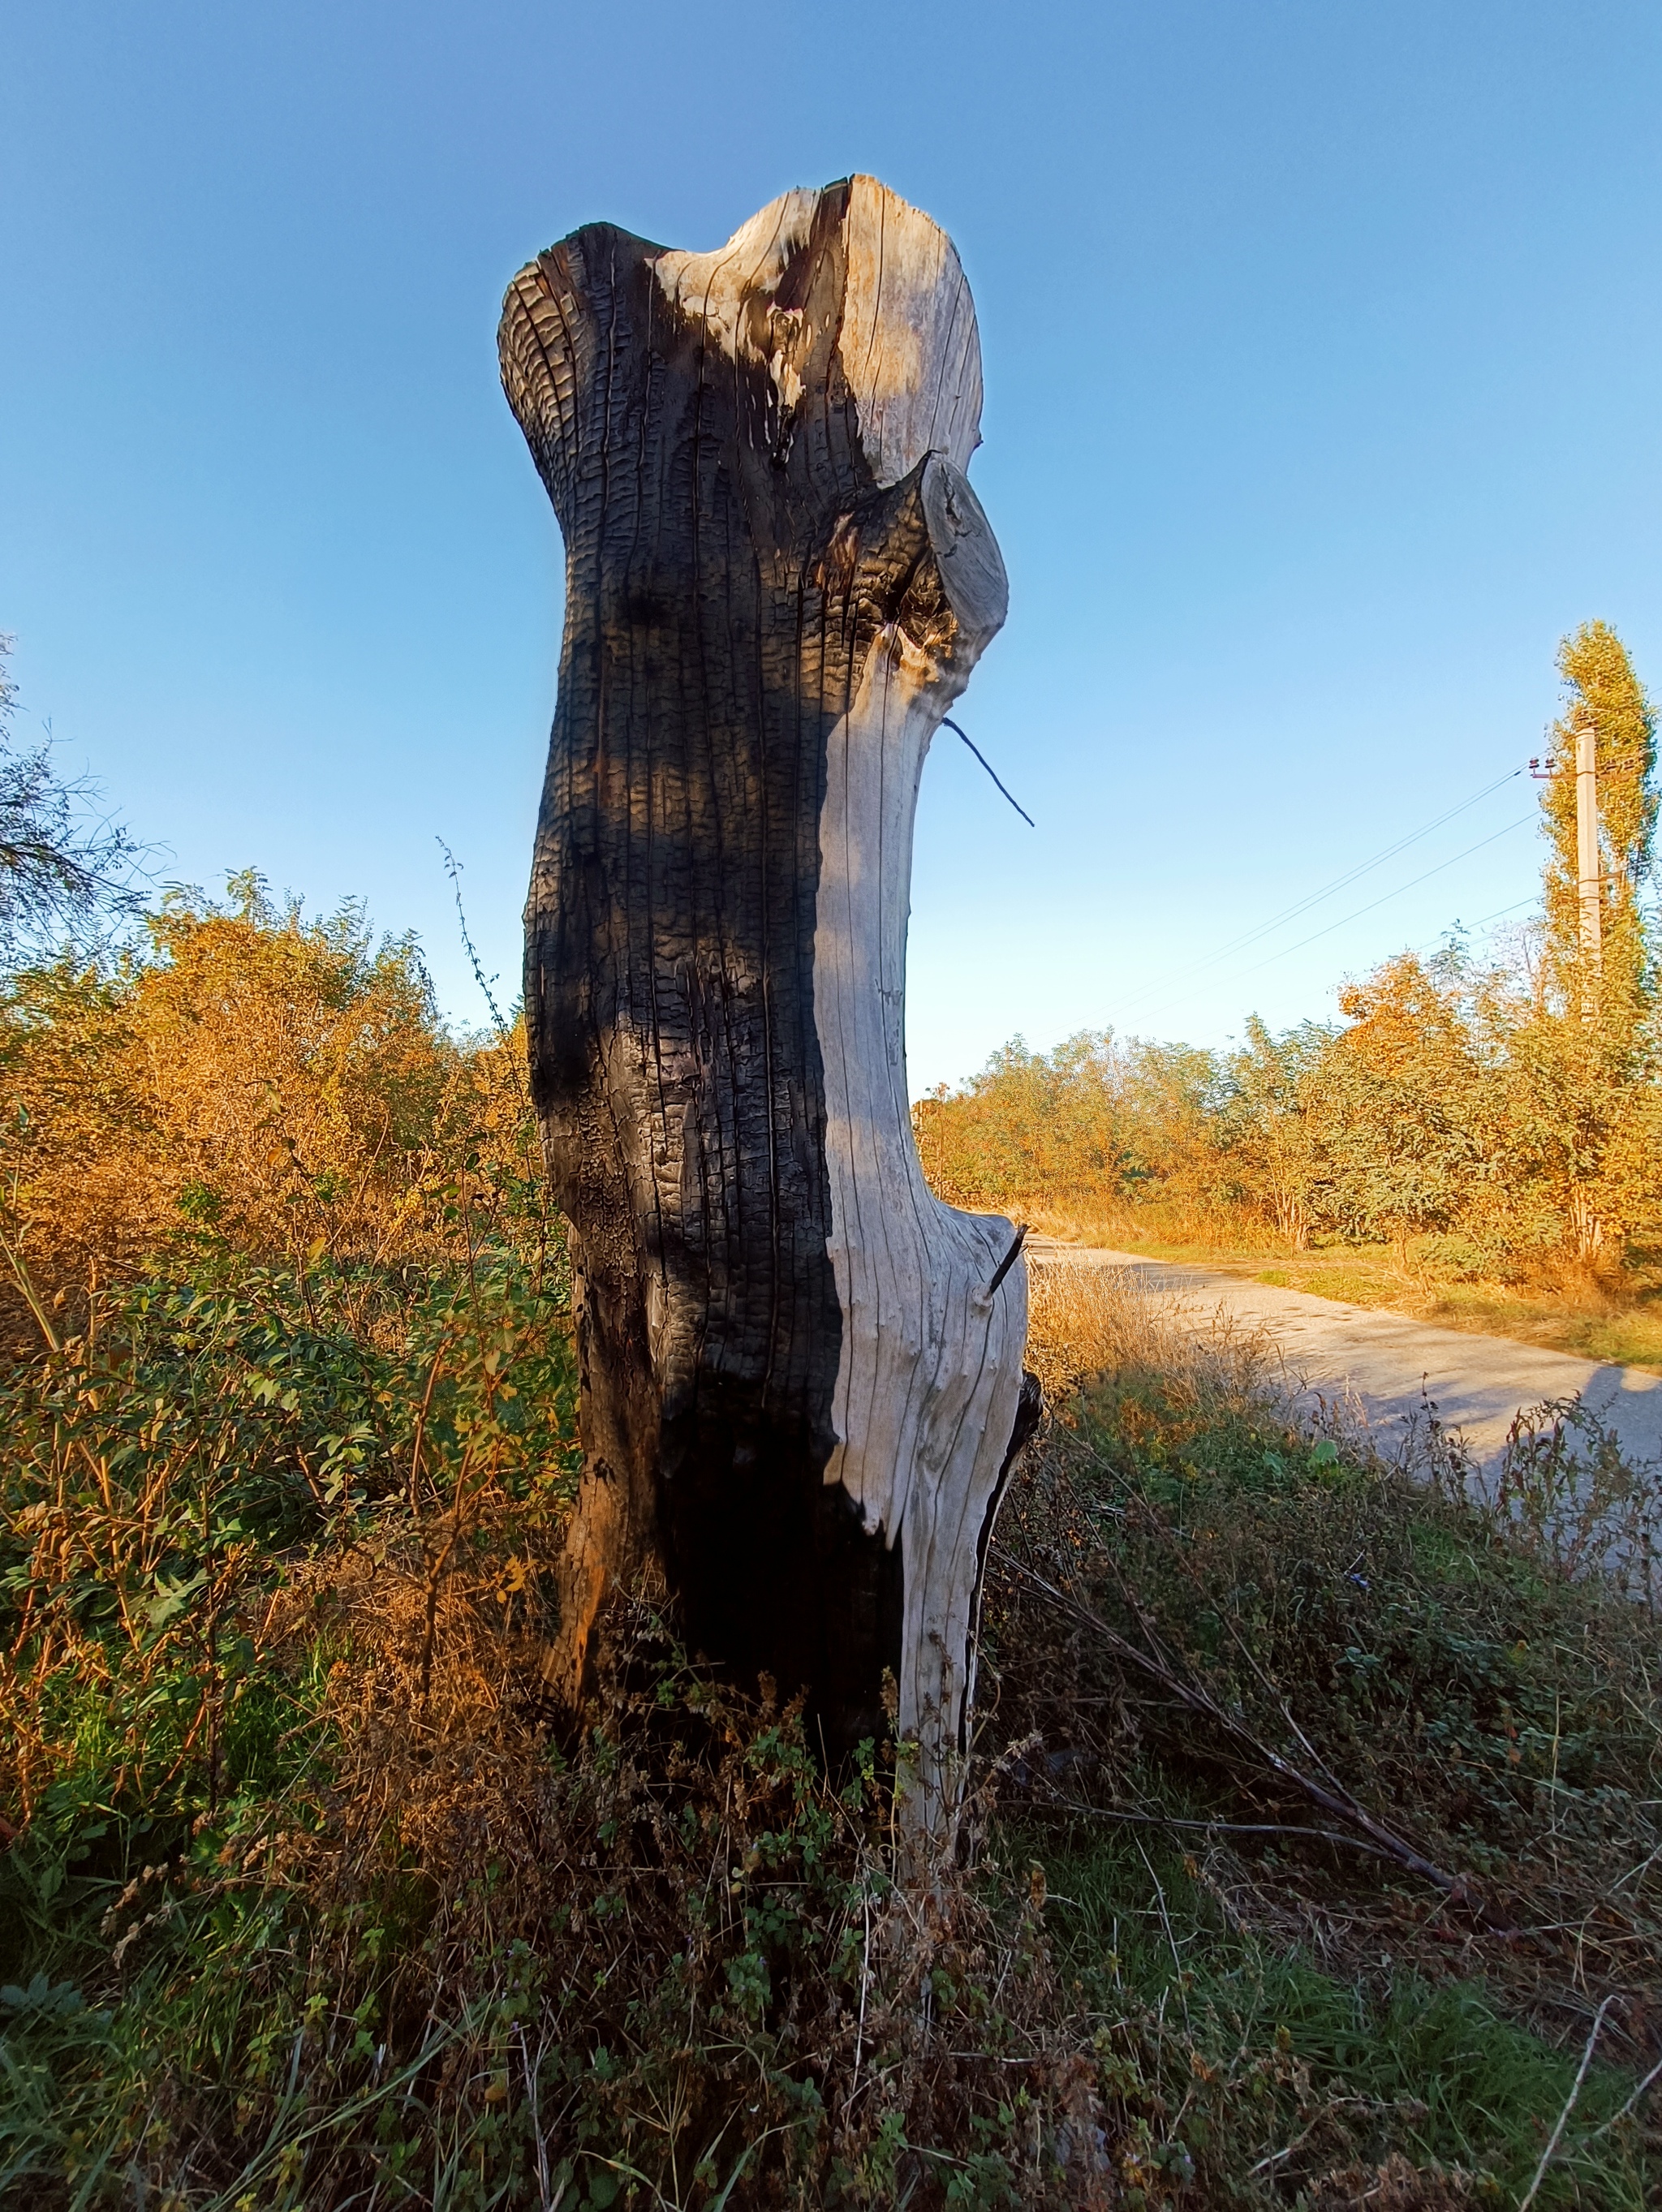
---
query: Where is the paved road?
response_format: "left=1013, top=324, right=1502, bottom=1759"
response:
left=1026, top=1239, right=1662, bottom=1479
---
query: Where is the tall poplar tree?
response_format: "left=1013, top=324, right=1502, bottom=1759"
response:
left=1538, top=620, right=1656, bottom=1029
left=1531, top=622, right=1657, bottom=1258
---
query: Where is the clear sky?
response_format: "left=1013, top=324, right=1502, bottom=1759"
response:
left=4, top=2, right=1659, bottom=1091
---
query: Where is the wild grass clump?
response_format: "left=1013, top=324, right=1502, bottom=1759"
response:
left=2, top=1446, right=1100, bottom=2205
left=7, top=1243, right=1662, bottom=2206
left=0, top=1237, right=1120, bottom=2209
left=983, top=1259, right=1662, bottom=2206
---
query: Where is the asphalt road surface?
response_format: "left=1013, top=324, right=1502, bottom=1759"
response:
left=1026, top=1239, right=1662, bottom=1480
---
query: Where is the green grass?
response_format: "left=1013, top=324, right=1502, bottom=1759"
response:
left=1025, top=1822, right=1645, bottom=2206
left=0, top=1254, right=1084, bottom=2210
left=984, top=1289, right=1662, bottom=2205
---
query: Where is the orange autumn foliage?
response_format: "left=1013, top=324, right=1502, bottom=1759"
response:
left=0, top=871, right=534, bottom=1309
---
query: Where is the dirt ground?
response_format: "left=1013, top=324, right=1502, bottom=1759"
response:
left=1026, top=1237, right=1662, bottom=1479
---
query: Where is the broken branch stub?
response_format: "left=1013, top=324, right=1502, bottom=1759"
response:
left=500, top=175, right=1036, bottom=1822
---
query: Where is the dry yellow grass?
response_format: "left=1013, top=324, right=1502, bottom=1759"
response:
left=1023, top=1251, right=1278, bottom=1414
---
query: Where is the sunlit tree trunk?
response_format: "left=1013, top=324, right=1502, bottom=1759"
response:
left=1273, top=1190, right=1310, bottom=1252
left=500, top=178, right=1037, bottom=1823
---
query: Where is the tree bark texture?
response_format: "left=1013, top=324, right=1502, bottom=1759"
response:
left=500, top=177, right=1033, bottom=1815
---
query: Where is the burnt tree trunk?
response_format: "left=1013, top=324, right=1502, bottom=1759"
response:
left=499, top=176, right=1035, bottom=1821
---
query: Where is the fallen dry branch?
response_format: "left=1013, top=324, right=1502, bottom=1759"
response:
left=1008, top=1557, right=1519, bottom=1931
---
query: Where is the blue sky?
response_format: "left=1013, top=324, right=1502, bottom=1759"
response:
left=4, top=1, right=1659, bottom=1091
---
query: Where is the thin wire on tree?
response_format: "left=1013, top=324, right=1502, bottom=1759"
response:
left=941, top=718, right=1036, bottom=828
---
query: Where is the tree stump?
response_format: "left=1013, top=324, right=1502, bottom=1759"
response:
left=500, top=176, right=1036, bottom=1822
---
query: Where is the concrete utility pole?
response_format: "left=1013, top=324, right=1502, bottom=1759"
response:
left=1576, top=710, right=1603, bottom=1018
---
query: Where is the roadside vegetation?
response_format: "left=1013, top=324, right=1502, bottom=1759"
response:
left=918, top=625, right=1662, bottom=1370
left=2, top=632, right=1660, bottom=2204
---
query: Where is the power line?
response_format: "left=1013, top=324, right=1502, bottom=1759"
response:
left=1222, top=767, right=1524, bottom=956
left=1463, top=893, right=1539, bottom=932
left=1107, top=764, right=1525, bottom=1022
left=1117, top=814, right=1537, bottom=1039
left=1402, top=892, right=1539, bottom=961
left=1234, top=812, right=1535, bottom=975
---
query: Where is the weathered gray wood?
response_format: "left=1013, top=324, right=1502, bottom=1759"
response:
left=500, top=176, right=1035, bottom=1822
